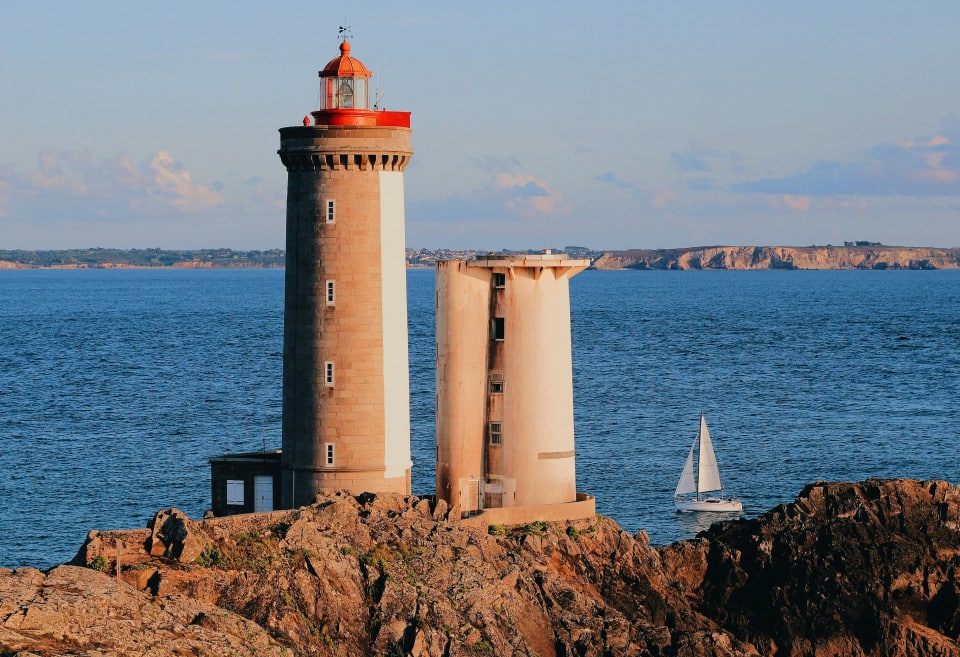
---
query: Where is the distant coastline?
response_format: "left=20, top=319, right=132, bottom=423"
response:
left=593, top=244, right=960, bottom=270
left=1, top=243, right=958, bottom=270
left=0, top=248, right=285, bottom=270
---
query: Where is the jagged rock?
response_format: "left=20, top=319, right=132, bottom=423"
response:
left=147, top=507, right=206, bottom=562
left=661, top=479, right=960, bottom=656
left=3, top=481, right=960, bottom=656
left=0, top=565, right=284, bottom=656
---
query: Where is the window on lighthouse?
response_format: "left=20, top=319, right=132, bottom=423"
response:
left=489, top=423, right=503, bottom=446
left=337, top=79, right=355, bottom=108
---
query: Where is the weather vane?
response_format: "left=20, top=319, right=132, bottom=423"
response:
left=338, top=24, right=352, bottom=41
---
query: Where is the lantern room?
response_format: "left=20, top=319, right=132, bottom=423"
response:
left=319, top=40, right=371, bottom=110
left=310, top=40, right=411, bottom=128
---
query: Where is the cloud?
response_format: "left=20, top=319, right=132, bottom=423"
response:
left=939, top=113, right=960, bottom=142
left=767, top=194, right=812, bottom=212
left=144, top=151, right=223, bottom=212
left=822, top=197, right=868, bottom=211
left=409, top=171, right=569, bottom=222
left=650, top=190, right=678, bottom=209
left=470, top=155, right=522, bottom=173
left=1, top=148, right=225, bottom=222
left=734, top=130, right=960, bottom=197
left=685, top=177, right=715, bottom=191
left=671, top=141, right=745, bottom=173
left=595, top=172, right=638, bottom=190
left=494, top=173, right=568, bottom=216
left=594, top=171, right=679, bottom=210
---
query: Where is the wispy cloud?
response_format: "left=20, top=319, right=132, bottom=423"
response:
left=594, top=172, right=679, bottom=210
left=650, top=190, right=678, bottom=209
left=735, top=126, right=960, bottom=197
left=1, top=148, right=225, bottom=222
left=141, top=151, right=223, bottom=212
left=770, top=194, right=812, bottom=212
left=470, top=155, right=523, bottom=173
left=494, top=173, right=567, bottom=216
left=0, top=148, right=289, bottom=248
left=409, top=171, right=569, bottom=222
left=594, top=171, right=638, bottom=190
left=671, top=141, right=745, bottom=173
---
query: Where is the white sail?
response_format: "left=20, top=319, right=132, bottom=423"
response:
left=675, top=413, right=742, bottom=513
left=696, top=415, right=723, bottom=494
left=675, top=438, right=697, bottom=496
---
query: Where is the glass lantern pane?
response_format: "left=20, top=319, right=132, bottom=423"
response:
left=356, top=78, right=368, bottom=109
left=337, top=79, right=354, bottom=108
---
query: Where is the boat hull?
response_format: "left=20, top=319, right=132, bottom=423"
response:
left=675, top=497, right=743, bottom=513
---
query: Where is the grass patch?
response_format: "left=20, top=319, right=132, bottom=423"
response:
left=520, top=521, right=550, bottom=536
left=89, top=555, right=109, bottom=572
left=195, top=544, right=226, bottom=567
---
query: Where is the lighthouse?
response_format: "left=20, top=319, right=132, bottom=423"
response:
left=276, top=39, right=414, bottom=508
left=435, top=254, right=596, bottom=525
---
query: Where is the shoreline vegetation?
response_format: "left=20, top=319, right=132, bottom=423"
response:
left=1, top=243, right=958, bottom=270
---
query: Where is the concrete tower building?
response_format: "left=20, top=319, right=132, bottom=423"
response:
left=277, top=40, right=413, bottom=508
left=435, top=254, right=596, bottom=525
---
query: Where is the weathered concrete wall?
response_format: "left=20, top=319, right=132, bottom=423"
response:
left=435, top=261, right=488, bottom=510
left=436, top=255, right=591, bottom=520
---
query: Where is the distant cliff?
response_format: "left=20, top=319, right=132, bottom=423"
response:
left=3, top=479, right=960, bottom=656
left=594, top=245, right=960, bottom=270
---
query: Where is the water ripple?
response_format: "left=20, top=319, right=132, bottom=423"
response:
left=1, top=268, right=958, bottom=568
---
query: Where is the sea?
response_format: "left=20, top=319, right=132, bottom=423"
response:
left=1, top=268, right=958, bottom=569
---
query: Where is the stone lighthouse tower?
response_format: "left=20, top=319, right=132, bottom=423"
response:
left=277, top=39, right=413, bottom=508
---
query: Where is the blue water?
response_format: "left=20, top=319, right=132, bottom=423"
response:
left=1, top=268, right=958, bottom=569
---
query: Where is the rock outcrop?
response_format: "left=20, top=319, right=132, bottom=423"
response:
left=0, top=565, right=285, bottom=656
left=662, top=479, right=960, bottom=656
left=2, top=479, right=959, bottom=656
left=593, top=246, right=960, bottom=270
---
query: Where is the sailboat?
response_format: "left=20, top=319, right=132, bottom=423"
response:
left=674, top=414, right=743, bottom=512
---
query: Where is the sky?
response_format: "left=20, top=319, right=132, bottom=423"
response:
left=2, top=1, right=959, bottom=251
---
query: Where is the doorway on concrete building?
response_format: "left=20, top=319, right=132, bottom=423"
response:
left=254, top=475, right=274, bottom=513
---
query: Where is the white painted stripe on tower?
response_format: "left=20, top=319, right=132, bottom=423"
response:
left=379, top=170, right=412, bottom=478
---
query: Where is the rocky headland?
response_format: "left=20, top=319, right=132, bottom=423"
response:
left=593, top=246, right=960, bottom=270
left=2, top=479, right=960, bottom=656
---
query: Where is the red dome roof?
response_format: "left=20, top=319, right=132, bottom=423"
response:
left=320, top=41, right=372, bottom=78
